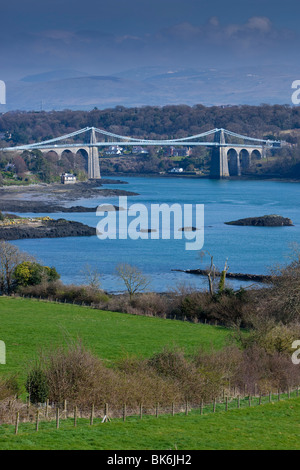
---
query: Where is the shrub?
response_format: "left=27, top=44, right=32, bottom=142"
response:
left=26, top=367, right=49, bottom=404
left=14, top=261, right=60, bottom=287
left=0, top=375, right=20, bottom=400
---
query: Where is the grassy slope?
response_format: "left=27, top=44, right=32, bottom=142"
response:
left=0, top=297, right=230, bottom=378
left=1, top=399, right=300, bottom=450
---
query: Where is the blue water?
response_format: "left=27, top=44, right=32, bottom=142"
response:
left=12, top=177, right=300, bottom=293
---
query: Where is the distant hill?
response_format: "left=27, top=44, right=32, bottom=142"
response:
left=0, top=65, right=298, bottom=111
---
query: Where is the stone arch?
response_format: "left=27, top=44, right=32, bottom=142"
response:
left=227, top=148, right=240, bottom=176
left=76, top=148, right=89, bottom=172
left=251, top=149, right=262, bottom=160
left=239, top=149, right=251, bottom=171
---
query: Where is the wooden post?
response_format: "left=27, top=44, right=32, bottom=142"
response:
left=27, top=397, right=30, bottom=420
left=200, top=400, right=204, bottom=415
left=15, top=411, right=19, bottom=435
left=185, top=401, right=188, bottom=415
left=213, top=399, right=216, bottom=413
left=46, top=399, right=49, bottom=419
left=74, top=406, right=77, bottom=427
left=225, top=397, right=228, bottom=412
left=123, top=404, right=127, bottom=422
left=156, top=403, right=159, bottom=418
left=140, top=403, right=143, bottom=420
left=259, top=394, right=262, bottom=405
left=249, top=396, right=251, bottom=407
left=237, top=396, right=240, bottom=409
left=288, top=388, right=290, bottom=399
left=63, top=400, right=67, bottom=418
left=269, top=391, right=272, bottom=403
left=278, top=389, right=280, bottom=401
left=105, top=403, right=108, bottom=418
left=36, top=410, right=39, bottom=432
left=56, top=407, right=60, bottom=429
left=172, top=402, right=175, bottom=417
left=90, top=404, right=94, bottom=426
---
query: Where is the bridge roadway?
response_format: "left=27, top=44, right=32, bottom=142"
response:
left=1, top=127, right=282, bottom=179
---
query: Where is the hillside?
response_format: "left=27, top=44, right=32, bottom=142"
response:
left=0, top=297, right=230, bottom=378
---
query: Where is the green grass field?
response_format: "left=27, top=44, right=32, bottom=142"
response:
left=0, top=297, right=230, bottom=378
left=0, top=398, right=300, bottom=450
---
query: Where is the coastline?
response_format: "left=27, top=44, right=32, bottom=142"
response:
left=0, top=179, right=138, bottom=213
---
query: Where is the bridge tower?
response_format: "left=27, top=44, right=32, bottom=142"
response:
left=88, top=127, right=101, bottom=179
left=210, top=129, right=230, bottom=179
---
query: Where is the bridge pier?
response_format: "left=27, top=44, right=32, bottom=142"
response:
left=210, top=129, right=230, bottom=179
left=88, top=128, right=101, bottom=179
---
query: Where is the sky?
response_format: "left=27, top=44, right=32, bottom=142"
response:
left=0, top=0, right=299, bottom=80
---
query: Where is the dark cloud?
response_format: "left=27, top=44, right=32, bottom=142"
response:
left=0, top=1, right=299, bottom=80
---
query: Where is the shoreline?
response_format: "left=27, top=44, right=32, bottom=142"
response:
left=0, top=179, right=138, bottom=213
left=101, top=172, right=300, bottom=183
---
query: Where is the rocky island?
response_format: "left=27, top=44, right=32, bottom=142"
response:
left=0, top=214, right=96, bottom=240
left=225, top=214, right=294, bottom=227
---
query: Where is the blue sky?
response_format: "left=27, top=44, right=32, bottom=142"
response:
left=0, top=0, right=299, bottom=80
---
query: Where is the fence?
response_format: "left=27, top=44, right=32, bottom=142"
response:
left=1, top=386, right=299, bottom=435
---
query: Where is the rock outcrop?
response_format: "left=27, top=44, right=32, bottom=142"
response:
left=225, top=214, right=293, bottom=227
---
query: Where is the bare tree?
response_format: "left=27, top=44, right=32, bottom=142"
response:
left=0, top=241, right=33, bottom=294
left=81, top=264, right=101, bottom=291
left=199, top=251, right=229, bottom=296
left=115, top=263, right=150, bottom=300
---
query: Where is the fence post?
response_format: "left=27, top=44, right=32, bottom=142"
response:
left=278, top=389, right=280, bottom=401
left=123, top=404, right=127, bottom=422
left=156, top=403, right=159, bottom=418
left=200, top=400, right=204, bottom=415
left=213, top=398, right=216, bottom=413
left=63, top=400, right=67, bottom=418
left=269, top=391, right=271, bottom=403
left=36, top=410, right=39, bottom=432
left=172, top=402, right=175, bottom=417
left=90, top=404, right=94, bottom=426
left=237, top=396, right=240, bottom=409
left=15, top=411, right=19, bottom=435
left=27, top=397, right=30, bottom=420
left=56, top=407, right=60, bottom=429
left=74, top=406, right=77, bottom=427
left=185, top=401, right=189, bottom=416
left=288, top=388, right=290, bottom=399
left=139, top=404, right=143, bottom=420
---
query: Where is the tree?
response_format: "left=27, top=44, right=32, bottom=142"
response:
left=115, top=263, right=150, bottom=300
left=0, top=241, right=32, bottom=294
left=81, top=263, right=101, bottom=291
left=13, top=261, right=60, bottom=288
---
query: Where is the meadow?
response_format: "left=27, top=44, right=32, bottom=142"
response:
left=0, top=398, right=299, bottom=450
left=0, top=296, right=230, bottom=378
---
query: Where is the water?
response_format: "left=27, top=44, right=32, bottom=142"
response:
left=12, top=176, right=300, bottom=293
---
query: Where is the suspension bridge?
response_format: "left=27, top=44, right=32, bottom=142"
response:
left=1, top=127, right=283, bottom=179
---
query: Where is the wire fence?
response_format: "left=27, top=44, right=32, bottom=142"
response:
left=1, top=386, right=299, bottom=435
